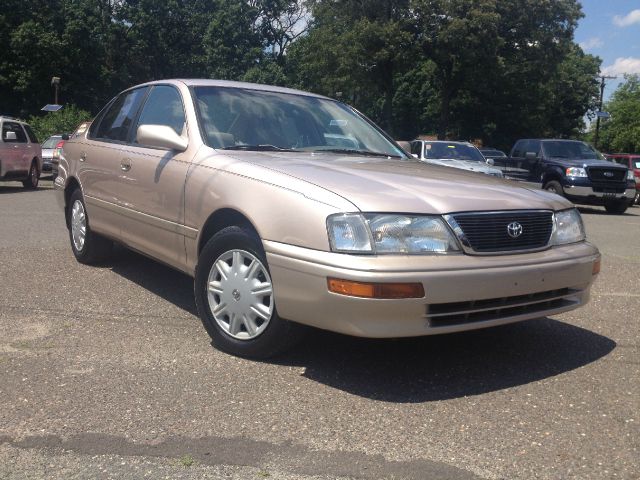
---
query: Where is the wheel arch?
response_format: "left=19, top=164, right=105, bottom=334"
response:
left=542, top=169, right=563, bottom=186
left=197, top=208, right=261, bottom=257
left=64, top=177, right=82, bottom=228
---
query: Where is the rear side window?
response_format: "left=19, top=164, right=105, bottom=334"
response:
left=2, top=122, right=27, bottom=143
left=94, top=88, right=148, bottom=142
left=24, top=124, right=38, bottom=143
left=133, top=85, right=186, bottom=145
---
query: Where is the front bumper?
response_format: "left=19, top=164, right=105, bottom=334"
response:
left=564, top=184, right=635, bottom=204
left=265, top=241, right=599, bottom=338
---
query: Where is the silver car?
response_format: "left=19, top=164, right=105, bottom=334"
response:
left=411, top=140, right=504, bottom=177
left=41, top=135, right=64, bottom=173
left=55, top=80, right=600, bottom=358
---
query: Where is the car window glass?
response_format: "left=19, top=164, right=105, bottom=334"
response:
left=424, top=142, right=485, bottom=162
left=95, top=88, right=148, bottom=142
left=512, top=141, right=524, bottom=157
left=42, top=137, right=60, bottom=148
left=410, top=142, right=422, bottom=155
left=24, top=124, right=38, bottom=143
left=194, top=87, right=404, bottom=157
left=133, top=85, right=186, bottom=144
left=2, top=122, right=27, bottom=143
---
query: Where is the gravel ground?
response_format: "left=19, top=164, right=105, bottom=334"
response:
left=0, top=179, right=638, bottom=479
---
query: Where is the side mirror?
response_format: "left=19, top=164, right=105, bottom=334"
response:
left=486, top=158, right=495, bottom=165
left=4, top=131, right=17, bottom=141
left=525, top=151, right=537, bottom=159
left=136, top=124, right=188, bottom=151
left=61, top=133, right=70, bottom=141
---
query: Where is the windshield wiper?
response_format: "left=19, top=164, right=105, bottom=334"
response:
left=222, top=144, right=298, bottom=152
left=314, top=148, right=401, bottom=159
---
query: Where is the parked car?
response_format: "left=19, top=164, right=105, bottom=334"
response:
left=56, top=80, right=600, bottom=358
left=52, top=122, right=91, bottom=180
left=605, top=153, right=640, bottom=205
left=479, top=148, right=507, bottom=161
left=505, top=139, right=635, bottom=214
left=42, top=134, right=67, bottom=173
left=410, top=140, right=504, bottom=177
left=0, top=116, right=42, bottom=188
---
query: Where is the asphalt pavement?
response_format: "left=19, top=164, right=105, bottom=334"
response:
left=0, top=178, right=638, bottom=479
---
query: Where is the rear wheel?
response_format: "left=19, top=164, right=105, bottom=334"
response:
left=22, top=161, right=39, bottom=189
left=604, top=199, right=628, bottom=215
left=194, top=226, right=303, bottom=359
left=634, top=191, right=639, bottom=206
left=543, top=180, right=563, bottom=196
left=67, top=189, right=113, bottom=263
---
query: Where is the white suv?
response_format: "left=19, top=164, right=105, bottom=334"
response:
left=0, top=116, right=42, bottom=188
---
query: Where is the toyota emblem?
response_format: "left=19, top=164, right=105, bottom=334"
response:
left=507, top=221, right=523, bottom=238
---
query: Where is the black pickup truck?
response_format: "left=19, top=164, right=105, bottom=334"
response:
left=493, top=139, right=636, bottom=214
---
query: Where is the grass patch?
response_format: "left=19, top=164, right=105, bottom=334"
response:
left=179, top=454, right=195, bottom=467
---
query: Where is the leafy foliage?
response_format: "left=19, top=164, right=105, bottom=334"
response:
left=0, top=0, right=600, bottom=150
left=595, top=75, right=640, bottom=153
left=27, top=104, right=92, bottom=142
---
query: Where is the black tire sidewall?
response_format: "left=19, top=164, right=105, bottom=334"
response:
left=23, top=161, right=39, bottom=189
left=544, top=180, right=563, bottom=195
left=68, top=190, right=90, bottom=260
left=194, top=226, right=296, bottom=359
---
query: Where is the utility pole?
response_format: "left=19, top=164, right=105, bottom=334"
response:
left=51, top=77, right=60, bottom=105
left=593, top=75, right=616, bottom=150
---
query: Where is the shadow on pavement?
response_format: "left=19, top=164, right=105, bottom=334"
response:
left=108, top=246, right=616, bottom=404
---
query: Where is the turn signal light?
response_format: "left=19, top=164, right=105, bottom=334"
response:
left=592, top=258, right=601, bottom=275
left=327, top=278, right=425, bottom=299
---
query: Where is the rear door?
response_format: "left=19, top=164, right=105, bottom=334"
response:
left=76, top=87, right=149, bottom=239
left=1, top=121, right=29, bottom=175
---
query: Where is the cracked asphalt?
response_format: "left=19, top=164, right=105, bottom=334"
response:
left=0, top=179, right=638, bottom=479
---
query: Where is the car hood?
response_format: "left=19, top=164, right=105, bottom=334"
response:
left=227, top=152, right=570, bottom=213
left=423, top=158, right=501, bottom=174
left=549, top=158, right=627, bottom=169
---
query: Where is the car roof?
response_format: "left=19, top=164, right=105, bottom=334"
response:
left=129, top=79, right=332, bottom=101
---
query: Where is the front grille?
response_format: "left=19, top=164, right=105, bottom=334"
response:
left=588, top=167, right=626, bottom=182
left=450, top=210, right=553, bottom=253
left=426, top=288, right=581, bottom=327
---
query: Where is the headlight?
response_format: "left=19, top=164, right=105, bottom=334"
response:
left=628, top=170, right=635, bottom=181
left=566, top=167, right=587, bottom=177
left=552, top=208, right=585, bottom=245
left=327, top=213, right=460, bottom=254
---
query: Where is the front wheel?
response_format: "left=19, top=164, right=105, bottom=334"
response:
left=543, top=180, right=564, bottom=196
left=604, top=199, right=628, bottom=215
left=22, top=161, right=39, bottom=189
left=194, top=226, right=303, bottom=359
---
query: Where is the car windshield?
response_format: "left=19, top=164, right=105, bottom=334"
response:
left=635, top=161, right=640, bottom=169
left=193, top=86, right=405, bottom=158
left=424, top=142, right=485, bottom=162
left=42, top=136, right=60, bottom=149
left=542, top=141, right=603, bottom=160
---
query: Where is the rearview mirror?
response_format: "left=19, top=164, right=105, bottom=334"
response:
left=4, top=131, right=17, bottom=141
left=486, top=158, right=495, bottom=166
left=136, top=125, right=188, bottom=151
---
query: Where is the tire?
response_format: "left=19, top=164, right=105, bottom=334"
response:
left=634, top=191, right=639, bottom=206
left=543, top=180, right=563, bottom=196
left=67, top=189, right=113, bottom=264
left=194, top=226, right=303, bottom=359
left=22, top=161, right=39, bottom=189
left=604, top=200, right=628, bottom=215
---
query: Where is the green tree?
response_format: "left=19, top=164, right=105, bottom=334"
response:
left=27, top=104, right=92, bottom=142
left=596, top=75, right=640, bottom=153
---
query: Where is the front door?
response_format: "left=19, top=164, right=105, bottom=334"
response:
left=115, top=85, right=191, bottom=271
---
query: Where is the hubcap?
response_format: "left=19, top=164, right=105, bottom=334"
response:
left=207, top=249, right=274, bottom=340
left=71, top=200, right=87, bottom=251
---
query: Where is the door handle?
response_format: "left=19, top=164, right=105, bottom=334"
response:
left=79, top=152, right=87, bottom=162
left=120, top=158, right=132, bottom=171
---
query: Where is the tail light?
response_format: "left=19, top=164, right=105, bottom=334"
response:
left=52, top=140, right=65, bottom=160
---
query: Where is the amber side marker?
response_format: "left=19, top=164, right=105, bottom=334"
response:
left=592, top=258, right=601, bottom=275
left=327, top=278, right=425, bottom=299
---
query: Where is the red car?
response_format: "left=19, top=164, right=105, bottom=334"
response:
left=605, top=154, right=640, bottom=205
